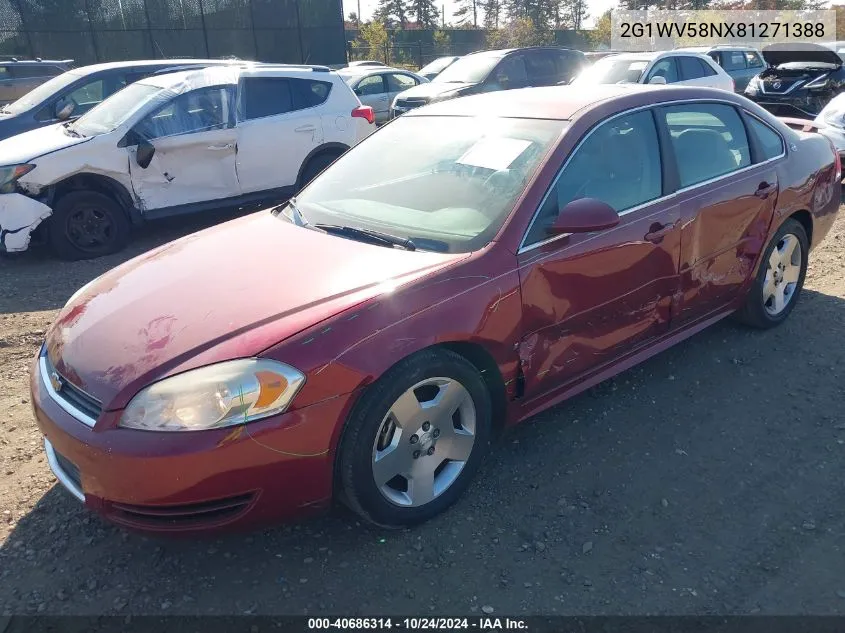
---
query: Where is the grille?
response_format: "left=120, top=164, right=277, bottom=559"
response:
left=393, top=97, right=428, bottom=113
left=761, top=79, right=800, bottom=94
left=108, top=493, right=255, bottom=529
left=42, top=352, right=102, bottom=422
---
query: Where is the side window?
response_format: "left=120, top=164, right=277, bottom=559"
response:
left=67, top=79, right=104, bottom=111
left=386, top=73, right=417, bottom=92
left=18, top=65, right=62, bottom=78
left=524, top=110, right=662, bottom=245
left=722, top=51, right=748, bottom=71
left=678, top=56, right=705, bottom=80
left=136, top=86, right=230, bottom=140
left=0, top=66, right=9, bottom=79
left=239, top=77, right=293, bottom=120
left=746, top=115, right=785, bottom=161
left=662, top=103, right=751, bottom=188
left=697, top=58, right=717, bottom=76
left=556, top=53, right=584, bottom=82
left=646, top=58, right=679, bottom=83
left=355, top=75, right=386, bottom=96
left=290, top=78, right=332, bottom=109
left=525, top=52, right=557, bottom=86
left=491, top=55, right=528, bottom=89
left=745, top=52, right=764, bottom=68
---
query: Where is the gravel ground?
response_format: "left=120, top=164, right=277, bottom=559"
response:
left=1, top=206, right=844, bottom=617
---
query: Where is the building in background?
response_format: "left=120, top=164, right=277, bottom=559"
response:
left=0, top=0, right=346, bottom=66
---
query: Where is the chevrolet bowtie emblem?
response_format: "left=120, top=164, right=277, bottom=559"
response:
left=49, top=371, right=64, bottom=392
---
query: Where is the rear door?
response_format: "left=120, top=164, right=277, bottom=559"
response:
left=236, top=74, right=328, bottom=193
left=128, top=85, right=241, bottom=211
left=352, top=74, right=390, bottom=123
left=718, top=50, right=752, bottom=90
left=657, top=102, right=781, bottom=324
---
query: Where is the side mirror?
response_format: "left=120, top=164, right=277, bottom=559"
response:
left=648, top=75, right=667, bottom=85
left=548, top=198, right=620, bottom=234
left=55, top=100, right=74, bottom=121
left=135, top=139, right=155, bottom=169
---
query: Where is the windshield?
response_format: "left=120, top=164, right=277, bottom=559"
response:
left=2, top=71, right=81, bottom=114
left=71, top=83, right=164, bottom=137
left=420, top=57, right=457, bottom=76
left=434, top=54, right=503, bottom=84
left=572, top=57, right=649, bottom=84
left=290, top=115, right=566, bottom=253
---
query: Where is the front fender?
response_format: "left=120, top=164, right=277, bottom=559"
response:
left=0, top=193, right=52, bottom=253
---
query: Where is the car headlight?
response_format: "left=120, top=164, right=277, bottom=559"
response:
left=745, top=76, right=761, bottom=93
left=0, top=163, right=35, bottom=193
left=119, top=358, right=306, bottom=432
left=806, top=74, right=830, bottom=90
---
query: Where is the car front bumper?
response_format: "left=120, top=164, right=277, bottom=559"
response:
left=745, top=92, right=825, bottom=118
left=30, top=349, right=353, bottom=534
left=0, top=193, right=52, bottom=253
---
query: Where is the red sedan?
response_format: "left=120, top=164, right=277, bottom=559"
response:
left=31, top=84, right=840, bottom=533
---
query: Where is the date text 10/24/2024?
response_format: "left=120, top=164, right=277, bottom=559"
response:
left=308, top=618, right=529, bottom=630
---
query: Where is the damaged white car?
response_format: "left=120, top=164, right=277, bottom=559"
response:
left=0, top=63, right=376, bottom=259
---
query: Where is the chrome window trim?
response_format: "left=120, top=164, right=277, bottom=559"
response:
left=518, top=97, right=787, bottom=254
left=44, top=439, right=85, bottom=503
left=39, top=351, right=98, bottom=428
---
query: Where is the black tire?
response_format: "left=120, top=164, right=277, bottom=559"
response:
left=735, top=218, right=809, bottom=329
left=48, top=190, right=130, bottom=261
left=298, top=152, right=341, bottom=192
left=337, top=348, right=492, bottom=528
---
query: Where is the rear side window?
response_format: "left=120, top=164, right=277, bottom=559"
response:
left=698, top=58, right=717, bottom=76
left=746, top=115, right=784, bottom=161
left=291, top=79, right=331, bottom=108
left=239, top=77, right=331, bottom=120
left=647, top=57, right=679, bottom=83
left=662, top=103, right=751, bottom=188
left=721, top=51, right=747, bottom=71
left=386, top=73, right=417, bottom=92
left=678, top=56, right=705, bottom=80
left=524, top=109, right=662, bottom=245
left=10, top=65, right=61, bottom=79
left=525, top=51, right=558, bottom=86
left=745, top=52, right=764, bottom=68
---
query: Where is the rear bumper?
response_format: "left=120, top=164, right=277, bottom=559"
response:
left=31, top=350, right=353, bottom=534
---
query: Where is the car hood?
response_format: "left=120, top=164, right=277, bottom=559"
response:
left=763, top=43, right=842, bottom=68
left=0, top=122, right=90, bottom=164
left=44, top=211, right=465, bottom=410
left=397, top=81, right=475, bottom=100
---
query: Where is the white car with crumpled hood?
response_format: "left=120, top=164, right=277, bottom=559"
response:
left=0, top=63, right=375, bottom=259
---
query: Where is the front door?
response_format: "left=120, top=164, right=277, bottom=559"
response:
left=354, top=74, right=390, bottom=124
left=128, top=85, right=240, bottom=211
left=517, top=108, right=681, bottom=400
left=235, top=75, right=326, bottom=192
left=659, top=102, right=782, bottom=323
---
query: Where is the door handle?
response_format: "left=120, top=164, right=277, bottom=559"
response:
left=755, top=181, right=777, bottom=199
left=295, top=125, right=316, bottom=133
left=207, top=143, right=234, bottom=150
left=644, top=220, right=677, bottom=243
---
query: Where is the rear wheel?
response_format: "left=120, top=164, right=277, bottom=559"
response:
left=735, top=218, right=808, bottom=329
left=48, top=190, right=130, bottom=260
left=337, top=349, right=492, bottom=528
left=298, top=152, right=341, bottom=192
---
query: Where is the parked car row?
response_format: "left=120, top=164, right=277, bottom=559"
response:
left=31, top=81, right=840, bottom=534
left=0, top=61, right=376, bottom=258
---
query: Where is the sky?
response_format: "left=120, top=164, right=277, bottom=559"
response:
left=342, top=0, right=614, bottom=29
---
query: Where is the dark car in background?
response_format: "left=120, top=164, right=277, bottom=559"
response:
left=391, top=46, right=588, bottom=118
left=0, top=57, right=74, bottom=105
left=0, top=59, right=235, bottom=141
left=417, top=55, right=461, bottom=80
left=744, top=43, right=845, bottom=117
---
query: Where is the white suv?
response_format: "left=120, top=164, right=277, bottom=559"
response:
left=0, top=64, right=376, bottom=259
left=573, top=50, right=734, bottom=92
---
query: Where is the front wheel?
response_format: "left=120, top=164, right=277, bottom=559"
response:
left=48, top=190, right=130, bottom=260
left=735, top=218, right=809, bottom=328
left=337, top=349, right=492, bottom=528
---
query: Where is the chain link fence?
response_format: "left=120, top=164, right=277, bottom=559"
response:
left=0, top=0, right=347, bottom=66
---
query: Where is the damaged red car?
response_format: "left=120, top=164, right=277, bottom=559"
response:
left=31, top=84, right=840, bottom=533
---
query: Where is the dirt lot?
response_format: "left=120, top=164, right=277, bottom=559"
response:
left=1, top=207, right=844, bottom=617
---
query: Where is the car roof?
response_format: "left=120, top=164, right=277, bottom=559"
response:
left=406, top=84, right=746, bottom=121
left=338, top=66, right=414, bottom=77
left=65, top=59, right=235, bottom=76
left=136, top=63, right=338, bottom=92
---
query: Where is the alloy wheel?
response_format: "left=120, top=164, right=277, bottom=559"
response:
left=371, top=377, right=476, bottom=507
left=763, top=233, right=802, bottom=316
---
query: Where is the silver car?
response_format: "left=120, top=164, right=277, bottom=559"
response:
left=338, top=67, right=428, bottom=124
